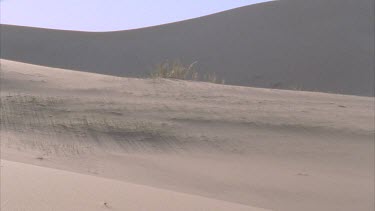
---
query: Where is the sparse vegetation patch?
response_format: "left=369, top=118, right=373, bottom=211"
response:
left=151, top=60, right=224, bottom=84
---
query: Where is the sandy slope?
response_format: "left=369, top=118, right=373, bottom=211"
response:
left=1, top=0, right=374, bottom=96
left=1, top=160, right=267, bottom=211
left=0, top=60, right=374, bottom=211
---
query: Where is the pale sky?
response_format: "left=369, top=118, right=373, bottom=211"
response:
left=0, top=0, right=270, bottom=31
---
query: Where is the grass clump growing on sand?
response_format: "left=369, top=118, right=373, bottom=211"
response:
left=151, top=60, right=224, bottom=84
left=151, top=60, right=198, bottom=80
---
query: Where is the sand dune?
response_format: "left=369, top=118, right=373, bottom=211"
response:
left=1, top=0, right=374, bottom=96
left=1, top=60, right=374, bottom=211
left=1, top=160, right=268, bottom=211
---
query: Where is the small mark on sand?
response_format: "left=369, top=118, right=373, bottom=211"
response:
left=88, top=169, right=99, bottom=175
left=108, top=111, right=123, bottom=116
left=102, top=201, right=111, bottom=208
left=297, top=172, right=309, bottom=176
left=36, top=156, right=44, bottom=160
left=338, top=105, right=346, bottom=108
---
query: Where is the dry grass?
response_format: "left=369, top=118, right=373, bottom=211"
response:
left=151, top=60, right=198, bottom=80
left=151, top=60, right=224, bottom=84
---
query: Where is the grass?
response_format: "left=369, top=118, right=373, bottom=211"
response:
left=151, top=60, right=197, bottom=80
left=151, top=60, right=224, bottom=84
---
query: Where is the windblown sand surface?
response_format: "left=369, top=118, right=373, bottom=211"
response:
left=0, top=60, right=374, bottom=211
left=1, top=0, right=374, bottom=96
left=1, top=160, right=266, bottom=211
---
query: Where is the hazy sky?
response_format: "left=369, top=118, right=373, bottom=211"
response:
left=0, top=0, right=270, bottom=31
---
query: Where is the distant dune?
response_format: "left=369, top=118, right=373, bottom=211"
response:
left=1, top=60, right=374, bottom=211
left=1, top=0, right=374, bottom=96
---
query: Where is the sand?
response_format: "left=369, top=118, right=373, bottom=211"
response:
left=0, top=60, right=374, bottom=211
left=1, top=160, right=268, bottom=211
left=1, top=0, right=374, bottom=96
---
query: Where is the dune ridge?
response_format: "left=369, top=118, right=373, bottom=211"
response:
left=1, top=0, right=374, bottom=96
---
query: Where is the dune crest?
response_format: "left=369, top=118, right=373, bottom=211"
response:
left=1, top=0, right=373, bottom=96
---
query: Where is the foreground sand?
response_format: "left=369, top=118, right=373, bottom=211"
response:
left=1, top=160, right=267, bottom=211
left=0, top=60, right=374, bottom=211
